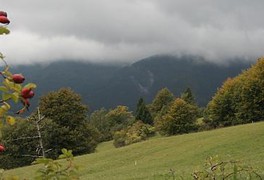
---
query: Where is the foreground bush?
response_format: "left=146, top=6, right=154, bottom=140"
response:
left=156, top=156, right=263, bottom=179
left=34, top=149, right=79, bottom=180
left=0, top=149, right=80, bottom=180
left=192, top=156, right=263, bottom=179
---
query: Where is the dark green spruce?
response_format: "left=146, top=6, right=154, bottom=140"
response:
left=135, top=97, right=153, bottom=125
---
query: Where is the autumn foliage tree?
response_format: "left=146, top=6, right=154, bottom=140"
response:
left=113, top=121, right=155, bottom=148
left=155, top=98, right=198, bottom=136
left=205, top=58, right=264, bottom=127
left=149, top=88, right=174, bottom=119
left=105, top=105, right=134, bottom=135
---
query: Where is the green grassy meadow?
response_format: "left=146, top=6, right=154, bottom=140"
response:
left=5, top=122, right=264, bottom=179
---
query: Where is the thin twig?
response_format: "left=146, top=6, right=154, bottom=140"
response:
left=11, top=136, right=40, bottom=141
left=21, top=155, right=44, bottom=158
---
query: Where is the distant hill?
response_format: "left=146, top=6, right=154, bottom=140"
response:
left=10, top=55, right=252, bottom=112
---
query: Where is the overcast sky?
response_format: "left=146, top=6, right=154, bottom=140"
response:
left=0, top=0, right=264, bottom=65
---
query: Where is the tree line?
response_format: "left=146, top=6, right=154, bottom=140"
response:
left=1, top=57, right=264, bottom=169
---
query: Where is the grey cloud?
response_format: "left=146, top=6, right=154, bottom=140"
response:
left=0, top=0, right=264, bottom=65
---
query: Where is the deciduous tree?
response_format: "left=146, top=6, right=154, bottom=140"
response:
left=38, top=88, right=99, bottom=157
left=155, top=98, right=198, bottom=135
left=150, top=88, right=174, bottom=118
left=88, top=108, right=111, bottom=141
left=39, top=88, right=88, bottom=128
left=106, top=105, right=134, bottom=134
left=205, top=58, right=264, bottom=127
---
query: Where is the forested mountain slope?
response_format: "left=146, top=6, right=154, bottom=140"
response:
left=10, top=55, right=252, bottom=111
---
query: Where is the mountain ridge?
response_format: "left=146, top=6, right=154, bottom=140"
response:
left=8, top=55, right=253, bottom=112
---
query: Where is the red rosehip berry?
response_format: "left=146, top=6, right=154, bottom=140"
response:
left=21, top=88, right=34, bottom=99
left=0, top=145, right=5, bottom=152
left=27, top=90, right=34, bottom=99
left=0, top=11, right=7, bottom=17
left=0, top=16, right=10, bottom=24
left=12, top=74, right=25, bottom=84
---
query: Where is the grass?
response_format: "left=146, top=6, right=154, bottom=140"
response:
left=5, top=122, right=264, bottom=179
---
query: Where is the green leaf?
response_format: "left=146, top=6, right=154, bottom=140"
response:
left=0, top=86, right=8, bottom=92
left=58, top=154, right=67, bottom=159
left=3, top=65, right=10, bottom=73
left=2, top=71, right=13, bottom=79
left=0, top=53, right=4, bottom=60
left=3, top=78, right=12, bottom=88
left=11, top=83, right=22, bottom=92
left=0, top=107, right=7, bottom=117
left=2, top=93, right=12, bottom=101
left=2, top=78, right=22, bottom=92
left=0, top=26, right=10, bottom=35
left=33, top=158, right=53, bottom=165
left=68, top=150, right=73, bottom=155
left=24, top=83, right=37, bottom=89
left=11, top=92, right=20, bottom=103
left=6, top=116, right=16, bottom=125
left=0, top=65, right=12, bottom=79
left=61, top=148, right=68, bottom=155
left=1, top=102, right=10, bottom=111
left=59, top=148, right=74, bottom=159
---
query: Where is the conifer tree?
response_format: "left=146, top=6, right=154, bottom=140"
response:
left=181, top=87, right=196, bottom=105
left=135, top=97, right=153, bottom=125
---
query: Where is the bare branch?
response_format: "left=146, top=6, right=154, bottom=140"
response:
left=11, top=136, right=40, bottom=141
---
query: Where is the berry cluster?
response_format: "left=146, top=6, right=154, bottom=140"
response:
left=0, top=10, right=37, bottom=152
left=8, top=73, right=36, bottom=114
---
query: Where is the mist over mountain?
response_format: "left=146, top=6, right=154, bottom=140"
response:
left=10, top=55, right=252, bottom=112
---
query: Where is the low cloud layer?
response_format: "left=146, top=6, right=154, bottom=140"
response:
left=1, top=0, right=264, bottom=65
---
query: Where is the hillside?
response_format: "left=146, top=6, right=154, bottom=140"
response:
left=93, top=55, right=252, bottom=109
left=5, top=122, right=264, bottom=179
left=10, top=55, right=252, bottom=112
